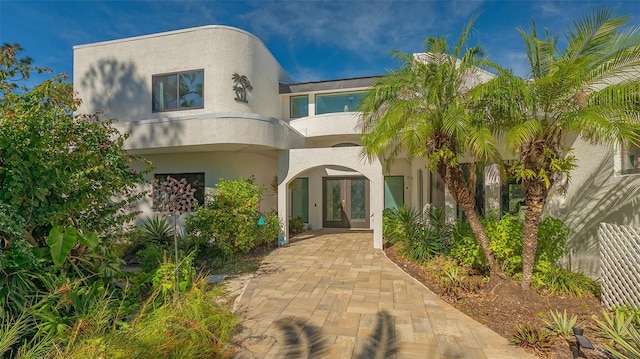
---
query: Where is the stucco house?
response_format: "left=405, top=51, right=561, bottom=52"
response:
left=73, top=25, right=640, bottom=279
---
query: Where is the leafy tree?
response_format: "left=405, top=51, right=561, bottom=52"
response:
left=360, top=20, right=503, bottom=277
left=475, top=8, right=640, bottom=289
left=0, top=43, right=151, bottom=246
left=0, top=43, right=151, bottom=318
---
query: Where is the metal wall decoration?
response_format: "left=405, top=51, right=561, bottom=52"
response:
left=232, top=73, right=253, bottom=103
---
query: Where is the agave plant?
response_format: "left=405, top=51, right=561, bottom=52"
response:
left=139, top=215, right=174, bottom=246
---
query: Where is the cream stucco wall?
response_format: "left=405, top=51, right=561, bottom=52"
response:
left=546, top=139, right=640, bottom=278
left=134, top=151, right=279, bottom=219
left=74, top=26, right=288, bottom=121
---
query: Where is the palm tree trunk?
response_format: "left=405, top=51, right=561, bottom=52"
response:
left=440, top=164, right=500, bottom=275
left=521, top=182, right=547, bottom=290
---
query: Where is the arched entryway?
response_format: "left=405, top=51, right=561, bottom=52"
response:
left=277, top=147, right=383, bottom=248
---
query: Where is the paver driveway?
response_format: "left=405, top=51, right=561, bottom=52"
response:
left=233, top=230, right=535, bottom=359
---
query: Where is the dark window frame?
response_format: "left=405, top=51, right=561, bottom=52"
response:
left=290, top=95, right=309, bottom=119
left=152, top=69, right=204, bottom=113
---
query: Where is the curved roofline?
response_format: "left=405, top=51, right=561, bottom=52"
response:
left=73, top=25, right=292, bottom=84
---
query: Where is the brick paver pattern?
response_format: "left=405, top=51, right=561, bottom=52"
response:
left=233, top=230, right=536, bottom=359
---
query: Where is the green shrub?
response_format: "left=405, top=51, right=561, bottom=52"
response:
left=137, top=243, right=166, bottom=272
left=449, top=215, right=569, bottom=276
left=382, top=206, right=422, bottom=245
left=289, top=216, right=305, bottom=236
left=383, top=206, right=450, bottom=262
left=186, top=177, right=279, bottom=263
left=531, top=263, right=600, bottom=298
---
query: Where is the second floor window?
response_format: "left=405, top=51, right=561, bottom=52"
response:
left=315, top=91, right=367, bottom=115
left=152, top=70, right=204, bottom=112
left=290, top=95, right=308, bottom=118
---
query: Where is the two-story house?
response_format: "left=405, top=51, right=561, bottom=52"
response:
left=74, top=25, right=640, bottom=278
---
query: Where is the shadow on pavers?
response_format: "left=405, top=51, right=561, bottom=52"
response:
left=274, top=310, right=397, bottom=359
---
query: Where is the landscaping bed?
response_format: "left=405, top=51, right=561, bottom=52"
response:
left=385, top=245, right=610, bottom=358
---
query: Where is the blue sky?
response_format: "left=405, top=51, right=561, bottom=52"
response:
left=2, top=0, right=640, bottom=84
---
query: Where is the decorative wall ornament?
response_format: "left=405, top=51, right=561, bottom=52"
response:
left=232, top=73, right=253, bottom=103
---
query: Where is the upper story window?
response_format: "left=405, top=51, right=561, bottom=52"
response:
left=315, top=91, right=367, bottom=115
left=621, top=142, right=640, bottom=175
left=290, top=95, right=308, bottom=118
left=152, top=70, right=204, bottom=112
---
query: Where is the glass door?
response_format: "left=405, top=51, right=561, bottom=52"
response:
left=323, top=177, right=369, bottom=228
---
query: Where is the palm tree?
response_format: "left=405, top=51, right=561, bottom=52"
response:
left=475, top=8, right=640, bottom=290
left=360, top=19, right=503, bottom=277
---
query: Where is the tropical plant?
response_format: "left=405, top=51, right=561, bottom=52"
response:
left=360, top=18, right=503, bottom=278
left=449, top=214, right=568, bottom=276
left=543, top=309, right=578, bottom=340
left=474, top=8, right=640, bottom=289
left=139, top=215, right=175, bottom=246
left=595, top=309, right=640, bottom=359
left=531, top=263, right=600, bottom=298
left=510, top=323, right=554, bottom=354
left=382, top=206, right=423, bottom=245
left=289, top=216, right=305, bottom=236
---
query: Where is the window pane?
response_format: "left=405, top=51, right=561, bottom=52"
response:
left=178, top=71, right=204, bottom=109
left=315, top=91, right=367, bottom=115
left=350, top=179, right=366, bottom=221
left=290, top=178, right=309, bottom=222
left=290, top=95, right=308, bottom=118
left=154, top=172, right=205, bottom=206
left=384, top=176, right=404, bottom=209
left=325, top=179, right=342, bottom=221
left=152, top=74, right=177, bottom=111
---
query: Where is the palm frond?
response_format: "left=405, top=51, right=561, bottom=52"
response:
left=506, top=119, right=543, bottom=150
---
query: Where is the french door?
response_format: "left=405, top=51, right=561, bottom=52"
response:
left=322, top=177, right=369, bottom=228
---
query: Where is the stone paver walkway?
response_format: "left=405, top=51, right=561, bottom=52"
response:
left=233, top=230, right=535, bottom=359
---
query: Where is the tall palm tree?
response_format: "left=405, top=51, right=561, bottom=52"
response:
left=360, top=19, right=503, bottom=277
left=475, top=8, right=640, bottom=289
